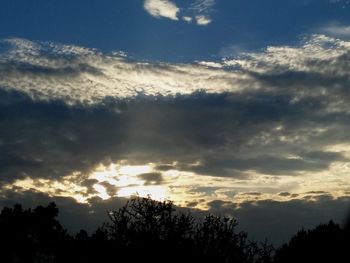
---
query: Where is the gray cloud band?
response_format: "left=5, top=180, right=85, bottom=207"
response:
left=0, top=35, right=350, bottom=184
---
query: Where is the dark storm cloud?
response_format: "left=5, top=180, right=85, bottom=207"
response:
left=1, top=188, right=350, bottom=246
left=1, top=35, right=350, bottom=185
left=1, top=87, right=348, bottom=184
left=1, top=79, right=350, bottom=183
left=175, top=151, right=346, bottom=176
left=207, top=196, right=350, bottom=245
left=0, top=89, right=128, bottom=182
left=278, top=192, right=291, bottom=197
left=0, top=189, right=128, bottom=233
left=0, top=60, right=102, bottom=77
left=138, top=172, right=164, bottom=185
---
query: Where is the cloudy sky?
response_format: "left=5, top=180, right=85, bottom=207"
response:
left=1, top=0, right=350, bottom=245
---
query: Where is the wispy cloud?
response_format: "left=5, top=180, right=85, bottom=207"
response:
left=190, top=0, right=215, bottom=25
left=144, top=0, right=179, bottom=21
left=191, top=0, right=215, bottom=14
left=321, top=23, right=350, bottom=38
left=329, top=0, right=350, bottom=8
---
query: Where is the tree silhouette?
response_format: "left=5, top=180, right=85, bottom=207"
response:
left=0, top=197, right=275, bottom=263
left=275, top=221, right=350, bottom=263
left=0, top=202, right=67, bottom=263
left=106, top=196, right=273, bottom=263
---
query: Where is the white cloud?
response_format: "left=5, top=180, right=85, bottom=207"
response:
left=195, top=15, right=211, bottom=26
left=196, top=61, right=223, bottom=68
left=223, top=34, right=350, bottom=75
left=144, top=0, right=179, bottom=21
left=143, top=0, right=215, bottom=26
left=182, top=16, right=192, bottom=23
left=1, top=35, right=350, bottom=104
left=0, top=38, right=250, bottom=104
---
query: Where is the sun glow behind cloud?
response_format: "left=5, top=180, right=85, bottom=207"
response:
left=5, top=157, right=350, bottom=211
left=90, top=163, right=169, bottom=201
left=2, top=33, right=350, bottom=212
left=7, top=175, right=89, bottom=203
left=92, top=164, right=152, bottom=185
left=117, top=186, right=167, bottom=201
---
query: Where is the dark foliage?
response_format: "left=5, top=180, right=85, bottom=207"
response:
left=275, top=220, right=350, bottom=263
left=105, top=197, right=273, bottom=263
left=2, top=196, right=348, bottom=263
left=0, top=202, right=68, bottom=262
left=0, top=197, right=273, bottom=263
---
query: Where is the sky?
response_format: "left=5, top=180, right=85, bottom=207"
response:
left=1, top=0, right=350, bottom=245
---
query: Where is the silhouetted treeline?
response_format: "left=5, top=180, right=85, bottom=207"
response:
left=0, top=197, right=349, bottom=263
left=275, top=220, right=350, bottom=263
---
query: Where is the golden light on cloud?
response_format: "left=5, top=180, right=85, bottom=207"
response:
left=93, top=184, right=110, bottom=200
left=89, top=162, right=168, bottom=200
left=91, top=163, right=152, bottom=185
left=117, top=186, right=168, bottom=201
left=4, top=158, right=350, bottom=209
left=119, top=165, right=153, bottom=176
left=7, top=175, right=89, bottom=203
